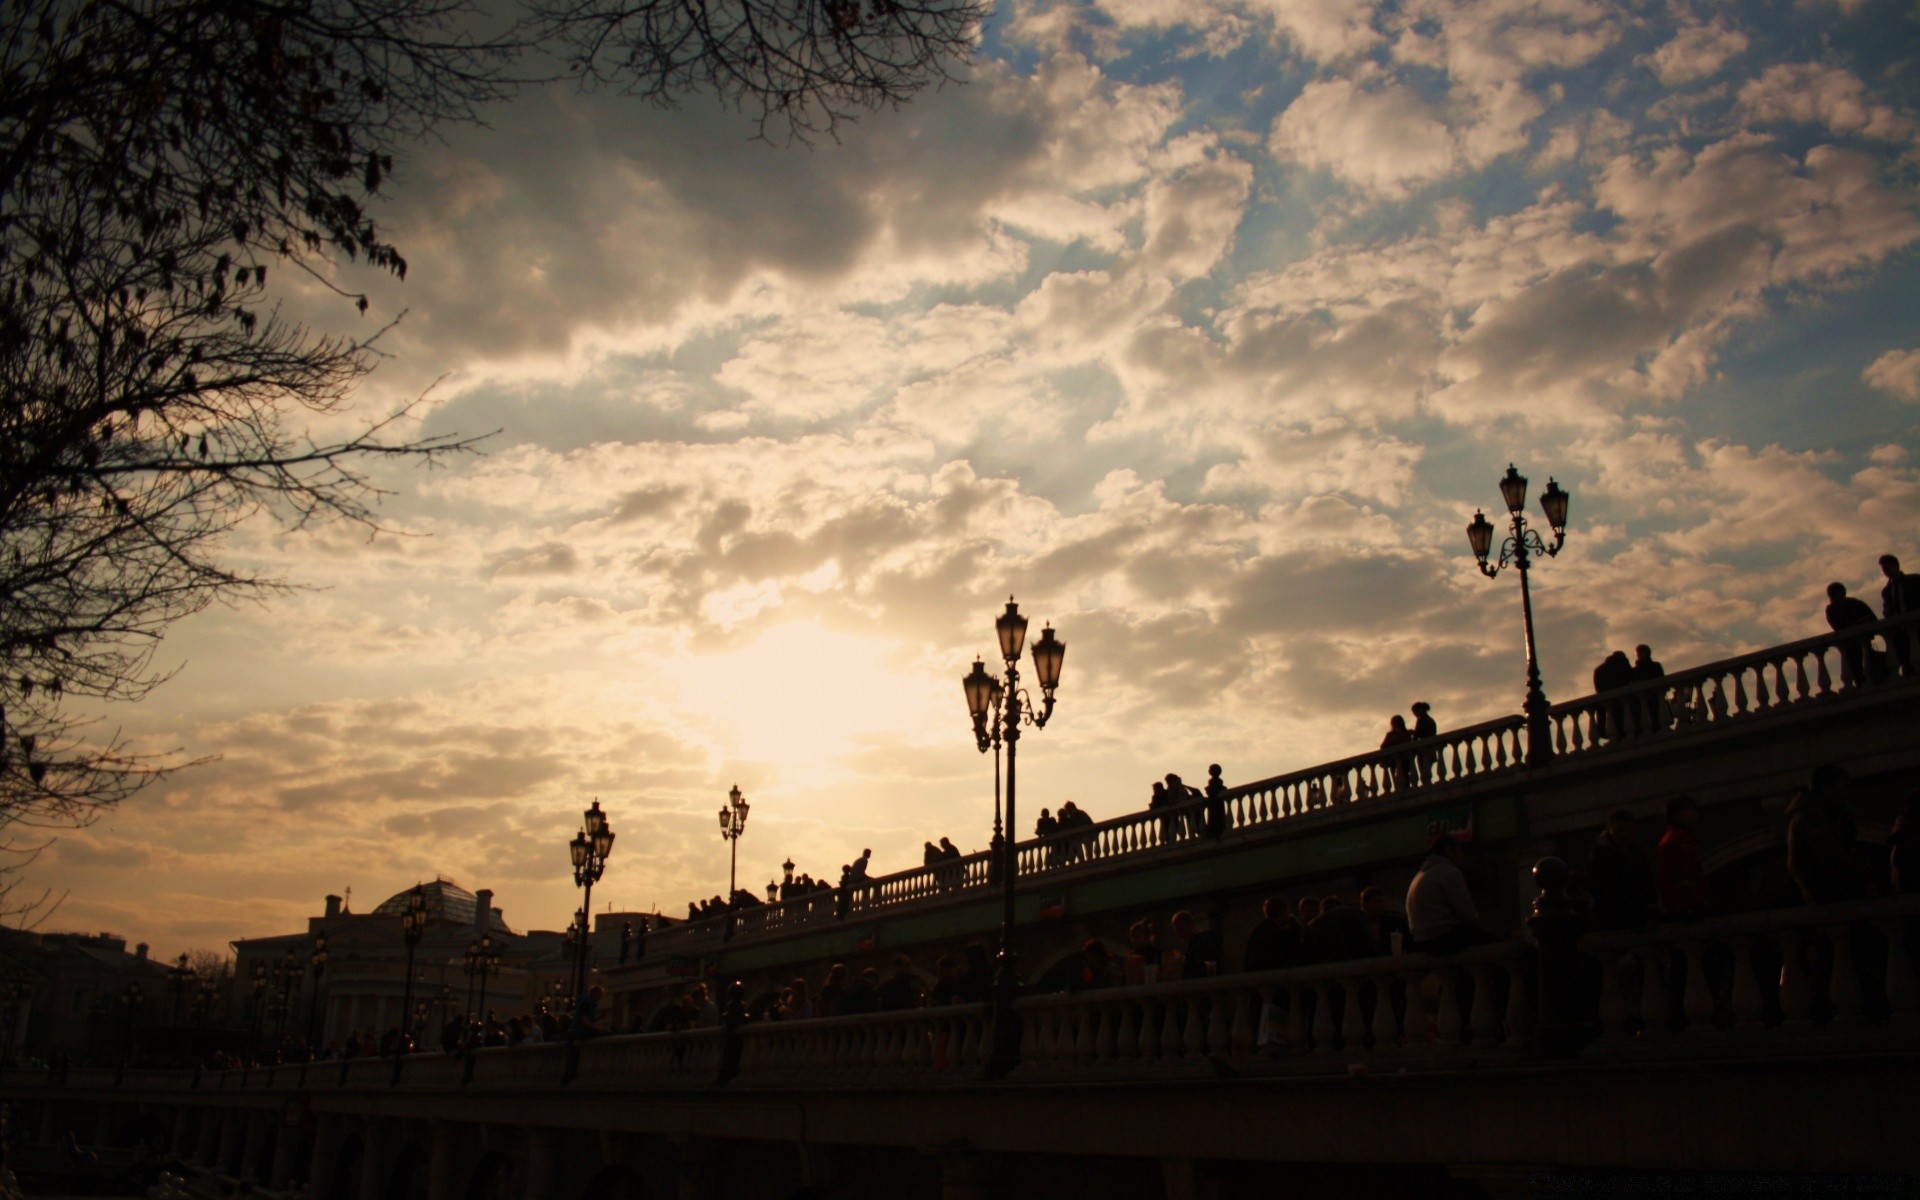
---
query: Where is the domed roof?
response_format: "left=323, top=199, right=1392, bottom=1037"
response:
left=371, top=878, right=512, bottom=933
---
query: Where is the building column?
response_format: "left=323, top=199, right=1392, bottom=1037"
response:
left=195, top=1106, right=220, bottom=1166
left=170, top=1106, right=192, bottom=1157
left=425, top=1120, right=462, bottom=1200
left=359, top=1117, right=395, bottom=1200
left=521, top=1128, right=556, bottom=1200
left=306, top=1113, right=342, bottom=1200
left=270, top=1110, right=301, bottom=1190
left=242, top=1109, right=273, bottom=1182
left=215, top=1109, right=243, bottom=1176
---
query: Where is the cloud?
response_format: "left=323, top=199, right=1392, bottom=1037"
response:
left=1270, top=78, right=1456, bottom=198
left=1738, top=63, right=1916, bottom=143
left=1643, top=19, right=1749, bottom=86
left=1864, top=348, right=1920, bottom=402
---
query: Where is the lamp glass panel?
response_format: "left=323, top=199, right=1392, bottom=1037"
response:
left=594, top=827, right=614, bottom=858
left=1467, top=511, right=1495, bottom=559
left=1030, top=625, right=1065, bottom=690
left=569, top=832, right=589, bottom=867
left=962, top=659, right=995, bottom=721
left=1540, top=478, right=1569, bottom=533
left=995, top=598, right=1028, bottom=662
left=1498, top=465, right=1528, bottom=513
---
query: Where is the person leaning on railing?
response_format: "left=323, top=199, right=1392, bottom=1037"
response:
left=1405, top=834, right=1498, bottom=954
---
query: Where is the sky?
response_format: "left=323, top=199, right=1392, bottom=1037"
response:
left=27, top=0, right=1920, bottom=959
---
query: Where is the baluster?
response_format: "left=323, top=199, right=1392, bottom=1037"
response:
left=1553, top=713, right=1568, bottom=756
left=1095, top=1002, right=1118, bottom=1064
left=956, top=1015, right=979, bottom=1067
left=1731, top=671, right=1749, bottom=714
left=1031, top=1009, right=1057, bottom=1066
left=1160, top=998, right=1184, bottom=1058
left=1752, top=666, right=1770, bottom=710
left=1680, top=941, right=1715, bottom=1033
left=1182, top=998, right=1207, bottom=1058
left=1339, top=978, right=1368, bottom=1050
left=1284, top=984, right=1308, bottom=1055
left=1468, top=964, right=1498, bottom=1043
left=1778, top=931, right=1814, bottom=1027
left=1137, top=999, right=1161, bottom=1060
left=1876, top=918, right=1918, bottom=1025
left=1501, top=955, right=1530, bottom=1043
left=1772, top=659, right=1791, bottom=707
left=1791, top=654, right=1811, bottom=702
left=1368, top=971, right=1400, bottom=1054
left=1492, top=734, right=1508, bottom=770
left=1309, top=982, right=1335, bottom=1053
left=1827, top=923, right=1865, bottom=1028
left=1400, top=969, right=1430, bottom=1053
left=1597, top=944, right=1628, bottom=1036
left=1448, top=741, right=1465, bottom=781
left=1229, top=990, right=1255, bottom=1057
left=1728, top=937, right=1765, bottom=1033
left=1116, top=1001, right=1140, bottom=1060
left=1075, top=1005, right=1099, bottom=1064
left=1207, top=991, right=1231, bottom=1056
left=1434, top=970, right=1464, bottom=1048
left=1637, top=947, right=1672, bottom=1038
left=1814, top=653, right=1833, bottom=697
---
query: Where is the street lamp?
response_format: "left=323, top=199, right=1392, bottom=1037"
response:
left=119, top=982, right=145, bottom=1067
left=306, top=934, right=328, bottom=1054
left=249, top=961, right=268, bottom=1055
left=719, top=785, right=750, bottom=941
left=961, top=596, right=1065, bottom=1079
left=568, top=799, right=614, bottom=1004
left=463, top=935, right=499, bottom=1023
left=398, top=884, right=427, bottom=1052
left=165, top=953, right=193, bottom=1025
left=1468, top=464, right=1570, bottom=766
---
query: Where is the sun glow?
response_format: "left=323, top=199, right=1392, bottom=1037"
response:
left=659, top=621, right=954, bottom=789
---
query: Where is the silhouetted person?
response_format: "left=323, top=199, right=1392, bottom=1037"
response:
left=1243, top=896, right=1304, bottom=972
left=1170, top=910, right=1223, bottom=979
left=1307, top=895, right=1375, bottom=964
left=929, top=955, right=965, bottom=1005
left=876, top=956, right=924, bottom=1010
left=923, top=840, right=941, bottom=869
left=842, top=967, right=880, bottom=1016
left=1059, top=801, right=1095, bottom=861
left=1149, top=781, right=1176, bottom=844
left=1630, top=644, right=1669, bottom=732
left=1593, top=649, right=1633, bottom=739
left=1787, top=764, right=1863, bottom=904
left=1359, top=886, right=1410, bottom=956
left=1656, top=795, right=1710, bottom=918
left=959, top=943, right=993, bottom=1003
left=1880, top=555, right=1920, bottom=673
left=1826, top=581, right=1882, bottom=687
left=1036, top=808, right=1061, bottom=866
left=1588, top=809, right=1657, bottom=932
left=818, top=964, right=849, bottom=1017
left=1410, top=701, right=1437, bottom=784
left=1407, top=835, right=1496, bottom=953
left=1126, top=919, right=1164, bottom=984
left=1890, top=791, right=1920, bottom=895
left=1380, top=714, right=1414, bottom=790
left=1070, top=939, right=1119, bottom=993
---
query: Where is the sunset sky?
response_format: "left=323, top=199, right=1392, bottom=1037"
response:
left=32, top=0, right=1920, bottom=958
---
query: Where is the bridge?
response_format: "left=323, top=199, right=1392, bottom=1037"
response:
left=7, top=616, right=1920, bottom=1199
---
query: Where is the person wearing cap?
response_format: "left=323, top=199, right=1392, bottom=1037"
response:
left=1406, top=834, right=1497, bottom=954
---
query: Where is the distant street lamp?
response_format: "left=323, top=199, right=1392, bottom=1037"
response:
left=568, top=800, right=614, bottom=1003
left=1467, top=465, right=1571, bottom=766
left=306, top=934, right=328, bottom=1052
left=961, top=596, right=1065, bottom=1079
left=719, top=785, right=750, bottom=941
left=463, top=935, right=499, bottom=1021
left=271, top=949, right=303, bottom=1054
left=249, top=962, right=268, bottom=1054
left=398, top=885, right=428, bottom=1051
left=165, top=953, right=193, bottom=1025
left=118, top=982, right=144, bottom=1067
left=1, top=981, right=30, bottom=1071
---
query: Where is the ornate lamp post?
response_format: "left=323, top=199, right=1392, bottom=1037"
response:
left=270, top=949, right=303, bottom=1054
left=961, top=596, right=1065, bottom=1079
left=568, top=800, right=615, bottom=1003
left=1467, top=465, right=1571, bottom=766
left=306, top=934, right=328, bottom=1052
left=398, top=885, right=427, bottom=1051
left=463, top=935, right=499, bottom=1021
left=165, top=953, right=193, bottom=1025
left=118, top=982, right=145, bottom=1067
left=718, top=785, right=750, bottom=941
left=249, top=962, right=268, bottom=1055
left=1, top=981, right=30, bottom=1071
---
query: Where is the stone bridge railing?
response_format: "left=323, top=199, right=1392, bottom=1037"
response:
left=649, top=613, right=1920, bottom=959
left=40, top=893, right=1915, bottom=1102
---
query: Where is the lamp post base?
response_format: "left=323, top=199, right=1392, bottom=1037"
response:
left=983, top=949, right=1022, bottom=1080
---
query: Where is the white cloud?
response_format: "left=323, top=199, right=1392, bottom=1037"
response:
left=1864, top=348, right=1920, bottom=402
left=1270, top=78, right=1456, bottom=197
left=1643, top=19, right=1749, bottom=86
left=1738, top=63, right=1917, bottom=143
